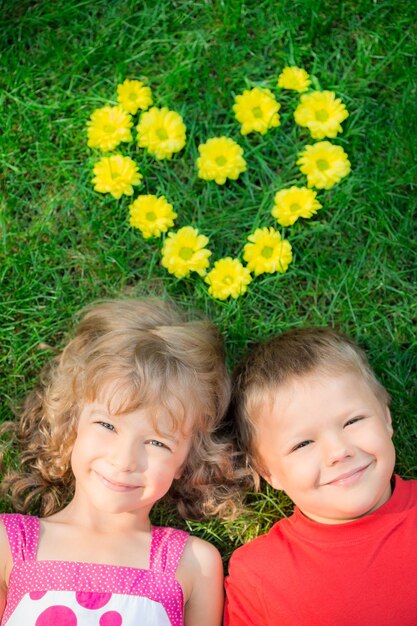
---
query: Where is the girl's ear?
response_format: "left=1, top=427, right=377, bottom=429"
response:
left=174, top=463, right=186, bottom=480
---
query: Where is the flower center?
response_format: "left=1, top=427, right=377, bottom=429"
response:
left=156, top=127, right=168, bottom=140
left=146, top=211, right=156, bottom=221
left=129, top=92, right=137, bottom=101
left=290, top=203, right=301, bottom=213
left=252, top=106, right=263, bottom=119
left=316, top=159, right=329, bottom=171
left=315, top=109, right=329, bottom=122
left=103, top=124, right=115, bottom=133
left=111, top=171, right=120, bottom=179
left=215, top=155, right=227, bottom=166
left=261, top=246, right=273, bottom=259
left=223, top=275, right=233, bottom=285
left=179, top=247, right=194, bottom=260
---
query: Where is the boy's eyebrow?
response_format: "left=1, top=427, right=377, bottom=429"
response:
left=283, top=426, right=313, bottom=443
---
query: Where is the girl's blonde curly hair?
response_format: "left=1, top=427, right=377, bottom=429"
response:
left=1, top=298, right=240, bottom=520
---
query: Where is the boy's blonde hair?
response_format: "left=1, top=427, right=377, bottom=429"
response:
left=1, top=298, right=237, bottom=519
left=231, top=326, right=390, bottom=484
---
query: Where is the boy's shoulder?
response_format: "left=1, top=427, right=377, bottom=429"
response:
left=229, top=515, right=294, bottom=571
left=389, top=474, right=417, bottom=505
left=394, top=474, right=417, bottom=503
left=230, top=475, right=417, bottom=572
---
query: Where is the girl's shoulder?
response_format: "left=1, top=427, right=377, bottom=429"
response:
left=0, top=517, right=11, bottom=570
left=176, top=534, right=223, bottom=600
left=184, top=535, right=223, bottom=582
left=151, top=525, right=221, bottom=577
left=0, top=513, right=39, bottom=526
left=0, top=515, right=33, bottom=589
left=178, top=536, right=224, bottom=626
left=182, top=534, right=222, bottom=568
left=0, top=522, right=8, bottom=617
left=149, top=525, right=190, bottom=574
left=0, top=514, right=40, bottom=569
left=0, top=514, right=40, bottom=551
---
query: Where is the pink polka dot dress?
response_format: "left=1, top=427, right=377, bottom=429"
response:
left=0, top=514, right=189, bottom=626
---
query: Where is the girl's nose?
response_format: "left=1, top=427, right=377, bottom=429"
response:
left=108, top=438, right=140, bottom=472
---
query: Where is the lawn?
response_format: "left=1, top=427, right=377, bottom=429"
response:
left=1, top=0, right=416, bottom=560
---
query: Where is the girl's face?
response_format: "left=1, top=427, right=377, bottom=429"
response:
left=70, top=393, right=192, bottom=518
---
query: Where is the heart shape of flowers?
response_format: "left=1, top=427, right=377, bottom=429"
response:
left=86, top=68, right=350, bottom=300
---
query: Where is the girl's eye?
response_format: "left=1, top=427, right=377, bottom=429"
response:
left=147, top=439, right=170, bottom=450
left=292, top=440, right=312, bottom=452
left=97, top=421, right=116, bottom=432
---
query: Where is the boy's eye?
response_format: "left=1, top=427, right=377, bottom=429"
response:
left=291, top=440, right=312, bottom=452
left=345, top=416, right=364, bottom=427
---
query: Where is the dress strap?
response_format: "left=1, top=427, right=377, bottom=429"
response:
left=149, top=526, right=189, bottom=576
left=0, top=514, right=39, bottom=563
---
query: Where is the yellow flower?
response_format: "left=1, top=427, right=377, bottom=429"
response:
left=297, top=141, right=351, bottom=190
left=243, top=227, right=292, bottom=276
left=92, top=155, right=142, bottom=199
left=137, top=107, right=186, bottom=159
left=277, top=67, right=311, bottom=93
left=129, top=195, right=177, bottom=239
left=87, top=106, right=133, bottom=151
left=117, top=79, right=153, bottom=115
left=205, top=257, right=252, bottom=300
left=161, top=226, right=211, bottom=278
left=272, top=186, right=322, bottom=226
left=233, top=87, right=281, bottom=135
left=197, top=137, right=247, bottom=185
left=294, top=91, right=349, bottom=139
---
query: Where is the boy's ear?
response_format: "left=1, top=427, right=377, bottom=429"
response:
left=260, top=469, right=283, bottom=491
left=384, top=406, right=394, bottom=437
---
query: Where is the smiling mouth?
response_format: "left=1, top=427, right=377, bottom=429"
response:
left=325, top=463, right=371, bottom=486
left=94, top=472, right=141, bottom=492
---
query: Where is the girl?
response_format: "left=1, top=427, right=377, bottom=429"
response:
left=0, top=298, right=236, bottom=626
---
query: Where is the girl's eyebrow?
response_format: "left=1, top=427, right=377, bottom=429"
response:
left=88, top=408, right=183, bottom=444
left=152, top=430, right=181, bottom=445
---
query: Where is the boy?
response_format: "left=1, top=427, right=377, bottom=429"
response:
left=224, top=327, right=417, bottom=625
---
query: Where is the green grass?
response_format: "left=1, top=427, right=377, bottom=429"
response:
left=1, top=0, right=416, bottom=559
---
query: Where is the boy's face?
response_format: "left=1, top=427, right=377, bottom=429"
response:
left=255, top=371, right=395, bottom=524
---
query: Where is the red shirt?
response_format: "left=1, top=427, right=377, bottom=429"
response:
left=224, top=475, right=417, bottom=625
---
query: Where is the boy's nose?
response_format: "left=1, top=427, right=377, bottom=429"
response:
left=322, top=433, right=354, bottom=465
